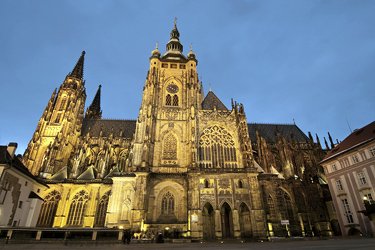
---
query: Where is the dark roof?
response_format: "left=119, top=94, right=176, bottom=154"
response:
left=28, top=191, right=44, bottom=201
left=322, top=121, right=375, bottom=162
left=0, top=146, right=48, bottom=187
left=82, top=119, right=136, bottom=139
left=202, top=91, right=228, bottom=111
left=248, top=123, right=309, bottom=143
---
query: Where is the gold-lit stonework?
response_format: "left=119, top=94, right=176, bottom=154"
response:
left=23, top=22, right=335, bottom=239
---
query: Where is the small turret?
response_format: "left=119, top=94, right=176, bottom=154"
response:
left=151, top=43, right=161, bottom=58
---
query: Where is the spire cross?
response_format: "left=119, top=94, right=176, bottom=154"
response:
left=189, top=43, right=193, bottom=51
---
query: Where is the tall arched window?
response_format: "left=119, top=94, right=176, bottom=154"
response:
left=163, top=134, right=177, bottom=160
left=198, top=125, right=237, bottom=168
left=37, top=190, right=61, bottom=227
left=276, top=189, right=295, bottom=221
left=94, top=191, right=110, bottom=227
left=67, top=190, right=89, bottom=226
left=166, top=94, right=172, bottom=106
left=172, top=95, right=179, bottom=106
left=267, top=195, right=277, bottom=221
left=59, top=97, right=67, bottom=111
left=161, top=191, right=174, bottom=215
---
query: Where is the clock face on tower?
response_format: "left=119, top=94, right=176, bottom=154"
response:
left=166, top=84, right=179, bottom=94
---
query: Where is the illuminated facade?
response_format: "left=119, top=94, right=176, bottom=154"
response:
left=23, top=22, right=334, bottom=239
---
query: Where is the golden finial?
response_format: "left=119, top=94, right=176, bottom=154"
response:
left=174, top=17, right=177, bottom=27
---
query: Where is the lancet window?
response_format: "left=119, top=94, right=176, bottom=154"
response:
left=166, top=94, right=172, bottom=106
left=37, top=190, right=61, bottom=227
left=67, top=190, right=89, bottom=226
left=267, top=195, right=277, bottom=221
left=161, top=191, right=175, bottom=215
left=94, top=191, right=110, bottom=227
left=165, top=94, right=179, bottom=106
left=163, top=134, right=177, bottom=160
left=172, top=95, right=179, bottom=106
left=198, top=125, right=237, bottom=168
left=59, top=97, right=67, bottom=111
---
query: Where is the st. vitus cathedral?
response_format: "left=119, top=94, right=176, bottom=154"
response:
left=23, top=22, right=336, bottom=239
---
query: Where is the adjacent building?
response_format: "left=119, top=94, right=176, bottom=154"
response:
left=321, top=121, right=375, bottom=236
left=20, top=22, right=334, bottom=239
left=0, top=143, right=48, bottom=227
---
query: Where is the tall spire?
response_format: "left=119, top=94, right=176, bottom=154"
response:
left=70, top=51, right=85, bottom=79
left=315, top=133, right=321, bottom=148
left=324, top=137, right=330, bottom=150
left=85, top=84, right=102, bottom=119
left=328, top=132, right=335, bottom=149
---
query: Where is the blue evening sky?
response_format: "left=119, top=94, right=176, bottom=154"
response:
left=0, top=0, right=374, bottom=154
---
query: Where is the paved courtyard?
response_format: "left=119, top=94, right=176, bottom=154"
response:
left=0, top=238, right=374, bottom=250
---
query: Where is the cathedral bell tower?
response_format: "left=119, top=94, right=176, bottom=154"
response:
left=131, top=20, right=203, bottom=172
left=23, top=51, right=87, bottom=176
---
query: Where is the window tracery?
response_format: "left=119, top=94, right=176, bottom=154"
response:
left=198, top=125, right=237, bottom=168
left=37, top=190, right=61, bottom=227
left=67, top=190, right=89, bottom=226
left=163, top=134, right=177, bottom=160
left=161, top=191, right=175, bottom=215
left=94, top=191, right=110, bottom=227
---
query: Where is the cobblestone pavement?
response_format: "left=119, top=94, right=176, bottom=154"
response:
left=0, top=238, right=374, bottom=250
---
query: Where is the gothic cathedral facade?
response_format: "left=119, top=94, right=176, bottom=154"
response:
left=23, top=23, right=335, bottom=239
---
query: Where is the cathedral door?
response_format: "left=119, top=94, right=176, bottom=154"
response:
left=239, top=203, right=252, bottom=238
left=221, top=202, right=233, bottom=238
left=202, top=203, right=215, bottom=239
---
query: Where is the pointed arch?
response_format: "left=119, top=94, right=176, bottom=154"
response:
left=172, top=95, right=179, bottom=106
left=118, top=150, right=128, bottom=172
left=239, top=202, right=252, bottom=238
left=204, top=179, right=210, bottom=188
left=37, top=190, right=61, bottom=227
left=94, top=191, right=110, bottom=227
left=267, top=194, right=277, bottom=221
left=276, top=188, right=300, bottom=236
left=166, top=94, right=172, bottom=106
left=162, top=133, right=177, bottom=160
left=221, top=202, right=233, bottom=238
left=161, top=191, right=175, bottom=215
left=202, top=202, right=215, bottom=239
left=66, top=190, right=89, bottom=226
left=59, top=96, right=67, bottom=111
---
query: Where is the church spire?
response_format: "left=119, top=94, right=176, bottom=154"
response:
left=69, top=51, right=85, bottom=79
left=166, top=18, right=183, bottom=54
left=85, top=84, right=102, bottom=119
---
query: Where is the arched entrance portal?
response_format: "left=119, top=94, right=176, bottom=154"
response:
left=202, top=203, right=215, bottom=239
left=221, top=202, right=233, bottom=238
left=239, top=203, right=252, bottom=238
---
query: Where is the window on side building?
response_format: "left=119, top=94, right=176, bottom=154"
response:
left=336, top=179, right=343, bottom=191
left=357, top=172, right=367, bottom=185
